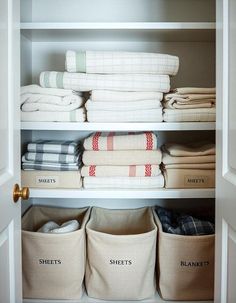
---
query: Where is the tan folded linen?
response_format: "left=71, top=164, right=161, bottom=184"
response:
left=163, top=108, right=216, bottom=122
left=173, top=87, right=216, bottom=94
left=83, top=176, right=164, bottom=189
left=83, top=150, right=162, bottom=166
left=84, top=132, right=157, bottom=151
left=162, top=152, right=215, bottom=165
left=163, top=142, right=215, bottom=157
left=163, top=99, right=215, bottom=109
left=164, top=163, right=215, bottom=170
left=90, top=90, right=163, bottom=102
left=21, top=170, right=82, bottom=189
left=164, top=169, right=215, bottom=188
left=81, top=165, right=161, bottom=177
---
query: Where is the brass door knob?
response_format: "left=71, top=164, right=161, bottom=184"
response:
left=13, top=184, right=30, bottom=203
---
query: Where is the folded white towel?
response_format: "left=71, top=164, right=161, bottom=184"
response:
left=40, top=71, right=170, bottom=93
left=90, top=90, right=163, bottom=102
left=66, top=50, right=179, bottom=76
left=21, top=84, right=80, bottom=97
left=83, top=176, right=165, bottom=189
left=21, top=108, right=86, bottom=122
left=85, top=99, right=161, bottom=111
left=163, top=108, right=216, bottom=122
left=37, top=220, right=79, bottom=234
left=87, top=108, right=163, bottom=122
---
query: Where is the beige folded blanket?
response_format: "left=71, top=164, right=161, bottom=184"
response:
left=162, top=152, right=215, bottom=165
left=87, top=108, right=163, bottom=122
left=162, top=142, right=215, bottom=157
left=90, top=90, right=163, bottom=102
left=164, top=169, right=215, bottom=188
left=164, top=163, right=215, bottom=169
left=83, top=176, right=164, bottom=189
left=81, top=165, right=161, bottom=177
left=173, top=87, right=216, bottom=94
left=84, top=132, right=157, bottom=151
left=163, top=108, right=216, bottom=122
left=83, top=150, right=162, bottom=166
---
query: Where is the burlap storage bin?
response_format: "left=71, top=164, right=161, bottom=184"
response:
left=22, top=206, right=90, bottom=300
left=153, top=210, right=215, bottom=301
left=85, top=207, right=157, bottom=300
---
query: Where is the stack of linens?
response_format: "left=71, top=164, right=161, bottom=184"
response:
left=163, top=87, right=216, bottom=122
left=162, top=142, right=215, bottom=188
left=21, top=85, right=85, bottom=122
left=82, top=132, right=164, bottom=188
left=21, top=140, right=82, bottom=188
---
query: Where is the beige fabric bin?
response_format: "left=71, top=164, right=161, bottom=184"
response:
left=85, top=207, right=157, bottom=300
left=22, top=206, right=90, bottom=300
left=153, top=210, right=215, bottom=301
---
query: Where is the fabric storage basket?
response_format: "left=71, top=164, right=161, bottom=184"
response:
left=85, top=207, right=157, bottom=300
left=22, top=206, right=90, bottom=300
left=153, top=210, right=215, bottom=301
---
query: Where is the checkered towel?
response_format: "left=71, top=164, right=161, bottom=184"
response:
left=27, top=140, right=79, bottom=155
left=22, top=162, right=79, bottom=171
left=23, top=152, right=79, bottom=164
left=156, top=207, right=215, bottom=235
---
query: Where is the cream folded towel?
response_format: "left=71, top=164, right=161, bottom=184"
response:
left=81, top=165, right=161, bottom=177
left=84, top=132, right=157, bottom=151
left=90, top=90, right=163, bottom=102
left=163, top=142, right=215, bottom=157
left=87, top=108, right=163, bottom=122
left=163, top=108, right=216, bottom=122
left=83, top=176, right=164, bottom=189
left=85, top=99, right=162, bottom=111
left=173, top=87, right=216, bottom=94
left=162, top=152, right=215, bottom=165
left=83, top=150, right=162, bottom=166
left=37, top=220, right=79, bottom=233
left=164, top=163, right=215, bottom=169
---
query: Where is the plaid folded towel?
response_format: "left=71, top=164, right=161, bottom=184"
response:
left=156, top=207, right=215, bottom=235
left=27, top=140, right=79, bottom=154
left=23, top=152, right=79, bottom=164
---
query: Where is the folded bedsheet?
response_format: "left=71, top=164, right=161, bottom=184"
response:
left=163, top=142, right=215, bottom=157
left=163, top=108, right=216, bottom=122
left=162, top=152, right=215, bottom=165
left=27, top=140, right=79, bottom=155
left=87, top=108, right=163, bottom=122
left=21, top=108, right=86, bottom=122
left=83, top=150, right=162, bottom=166
left=23, top=152, right=79, bottom=164
left=85, top=99, right=162, bottom=111
left=84, top=132, right=157, bottom=151
left=164, top=168, right=215, bottom=188
left=164, top=163, right=215, bottom=170
left=65, top=50, right=179, bottom=76
left=21, top=170, right=82, bottom=189
left=90, top=90, right=163, bottom=102
left=40, top=71, right=170, bottom=93
left=81, top=165, right=161, bottom=177
left=83, top=175, right=164, bottom=189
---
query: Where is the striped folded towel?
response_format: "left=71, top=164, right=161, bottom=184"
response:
left=84, top=132, right=157, bottom=151
left=40, top=71, right=170, bottom=93
left=27, top=140, right=79, bottom=155
left=65, top=50, right=179, bottom=76
left=22, top=162, right=79, bottom=171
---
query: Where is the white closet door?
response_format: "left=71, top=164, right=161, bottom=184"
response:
left=216, top=0, right=236, bottom=302
left=0, top=0, right=22, bottom=302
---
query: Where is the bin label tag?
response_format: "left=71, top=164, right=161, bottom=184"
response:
left=38, top=259, right=62, bottom=265
left=110, top=259, right=132, bottom=265
left=36, top=176, right=59, bottom=186
left=184, top=175, right=209, bottom=186
left=180, top=260, right=210, bottom=267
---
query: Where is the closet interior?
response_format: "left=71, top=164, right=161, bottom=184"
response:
left=20, top=0, right=216, bottom=302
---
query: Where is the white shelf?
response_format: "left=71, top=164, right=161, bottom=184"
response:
left=29, top=188, right=215, bottom=199
left=21, top=122, right=215, bottom=131
left=20, top=22, right=215, bottom=42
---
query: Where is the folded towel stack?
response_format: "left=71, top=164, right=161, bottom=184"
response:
left=21, top=140, right=82, bottom=188
left=162, top=142, right=215, bottom=188
left=163, top=87, right=216, bottom=122
left=82, top=132, right=164, bottom=188
left=21, top=85, right=85, bottom=122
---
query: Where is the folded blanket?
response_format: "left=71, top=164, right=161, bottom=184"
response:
left=21, top=170, right=82, bottom=189
left=81, top=165, right=161, bottom=177
left=163, top=168, right=215, bottom=188
left=83, top=175, right=164, bottom=189
left=23, top=152, right=79, bottom=164
left=164, top=163, right=215, bottom=169
left=87, top=108, right=163, bottom=122
left=156, top=207, right=215, bottom=235
left=40, top=71, right=170, bottom=93
left=162, top=142, right=215, bottom=157
left=84, top=132, right=157, bottom=151
left=21, top=108, right=86, bottom=122
left=90, top=90, right=163, bottom=102
left=162, top=152, right=215, bottom=165
left=37, top=220, right=80, bottom=233
left=173, top=87, right=216, bottom=95
left=27, top=140, right=79, bottom=155
left=22, top=161, right=79, bottom=171
left=163, top=108, right=216, bottom=122
left=66, top=50, right=179, bottom=76
left=83, top=150, right=162, bottom=165
left=85, top=99, right=161, bottom=111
